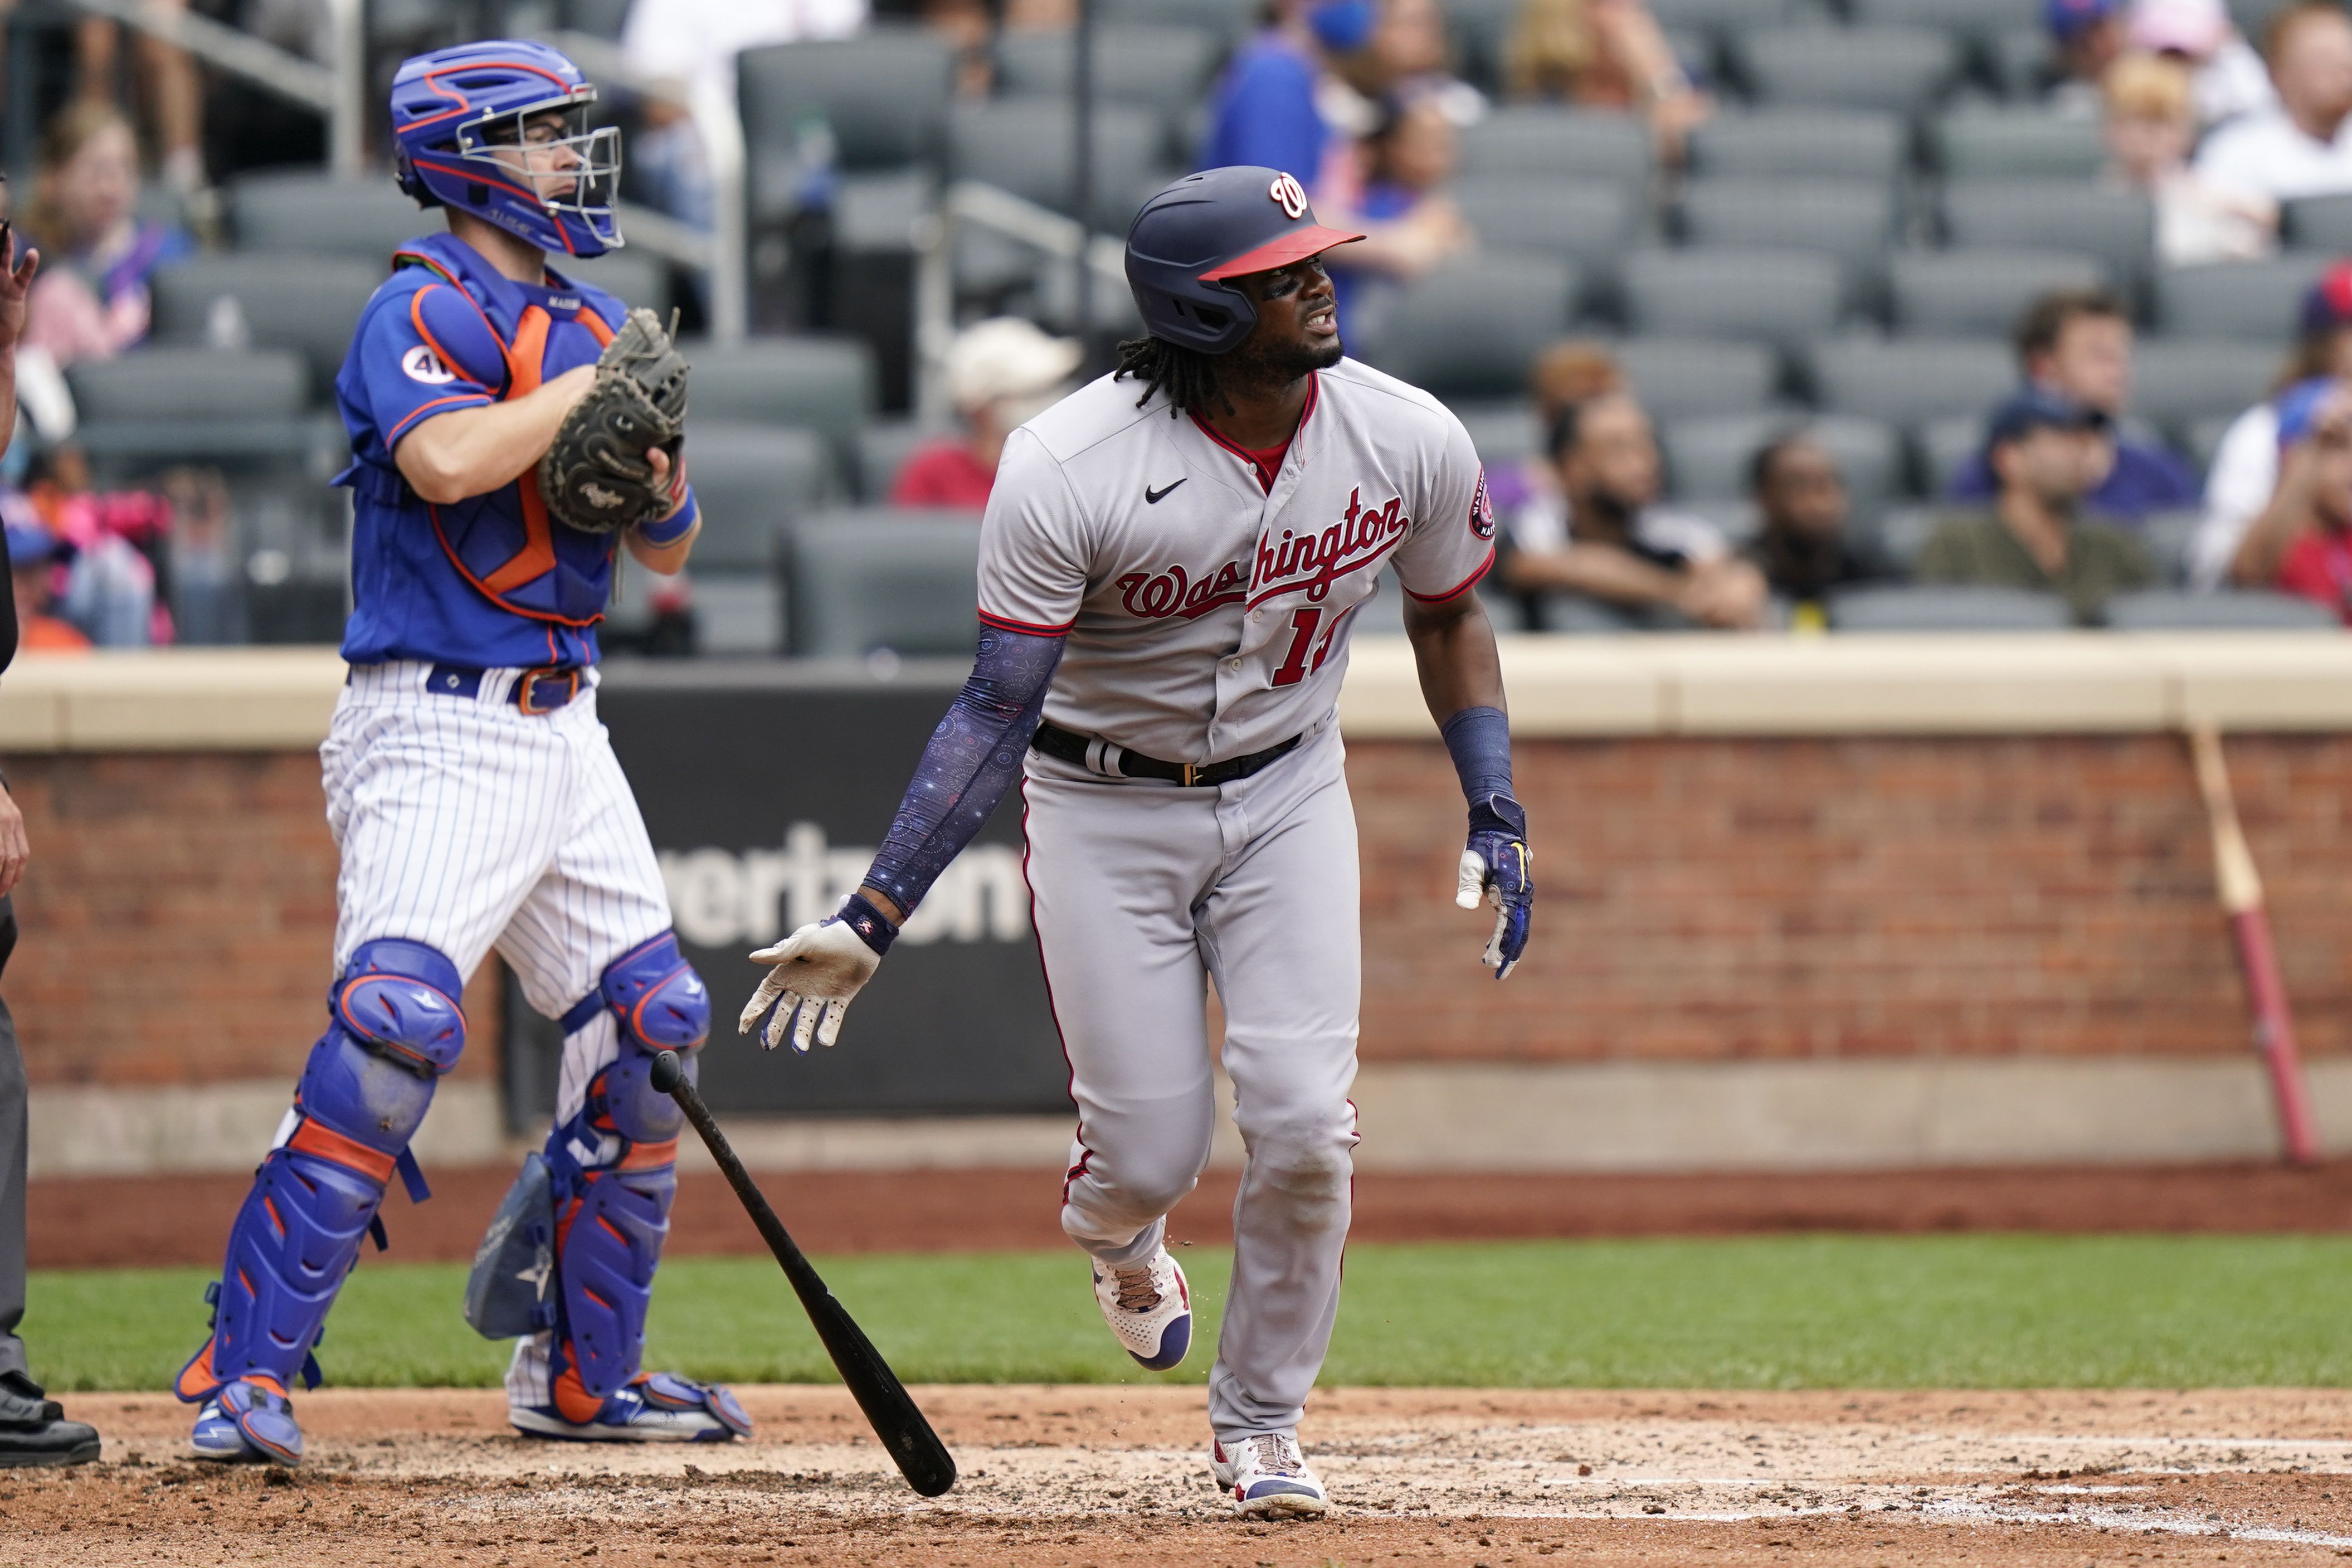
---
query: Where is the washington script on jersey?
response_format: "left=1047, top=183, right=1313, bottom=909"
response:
left=660, top=824, right=1029, bottom=951
left=1249, top=486, right=1411, bottom=607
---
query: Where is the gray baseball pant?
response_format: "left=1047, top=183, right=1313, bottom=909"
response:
left=1023, top=723, right=1360, bottom=1445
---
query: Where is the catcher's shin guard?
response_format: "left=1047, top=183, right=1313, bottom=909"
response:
left=177, top=941, right=464, bottom=1401
left=543, top=933, right=707, bottom=1421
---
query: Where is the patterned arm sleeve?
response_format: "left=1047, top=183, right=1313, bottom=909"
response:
left=859, top=624, right=1065, bottom=920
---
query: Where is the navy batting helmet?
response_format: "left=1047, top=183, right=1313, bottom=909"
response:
left=1124, top=167, right=1365, bottom=355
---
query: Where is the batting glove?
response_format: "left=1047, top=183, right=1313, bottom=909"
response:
left=739, top=894, right=893, bottom=1053
left=1454, top=793, right=1532, bottom=980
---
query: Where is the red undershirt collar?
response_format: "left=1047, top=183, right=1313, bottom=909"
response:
left=1187, top=373, right=1320, bottom=494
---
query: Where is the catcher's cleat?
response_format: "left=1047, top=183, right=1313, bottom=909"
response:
left=1212, top=1430, right=1332, bottom=1518
left=510, top=1372, right=750, bottom=1443
left=1092, top=1245, right=1191, bottom=1371
left=189, top=1377, right=303, bottom=1465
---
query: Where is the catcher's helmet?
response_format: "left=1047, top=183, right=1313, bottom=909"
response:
left=391, top=40, right=621, bottom=258
left=1124, top=167, right=1364, bottom=354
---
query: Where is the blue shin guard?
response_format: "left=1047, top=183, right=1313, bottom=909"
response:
left=178, top=940, right=464, bottom=1408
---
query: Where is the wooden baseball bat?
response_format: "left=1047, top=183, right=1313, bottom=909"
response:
left=649, top=1049, right=957, bottom=1497
left=2187, top=724, right=2319, bottom=1166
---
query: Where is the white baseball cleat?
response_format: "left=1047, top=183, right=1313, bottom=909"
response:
left=1091, top=1245, right=1191, bottom=1371
left=1212, top=1430, right=1331, bottom=1517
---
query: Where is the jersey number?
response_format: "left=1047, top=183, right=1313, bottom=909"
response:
left=1270, top=607, right=1340, bottom=686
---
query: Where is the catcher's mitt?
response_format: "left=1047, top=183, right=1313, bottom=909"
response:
left=538, top=307, right=690, bottom=534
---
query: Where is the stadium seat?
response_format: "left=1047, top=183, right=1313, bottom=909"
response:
left=149, top=254, right=380, bottom=391
left=1915, top=413, right=1985, bottom=496
left=1687, top=109, right=1907, bottom=182
left=2183, top=413, right=2239, bottom=472
left=2127, top=341, right=2280, bottom=432
left=1453, top=176, right=1637, bottom=274
left=2104, top=590, right=2339, bottom=630
left=1097, top=0, right=1255, bottom=40
left=1730, top=27, right=1961, bottom=115
left=1371, top=255, right=1581, bottom=400
left=1988, top=30, right=2056, bottom=98
left=683, top=337, right=877, bottom=471
left=2135, top=509, right=2204, bottom=586
left=1451, top=400, right=1543, bottom=470
left=949, top=100, right=1165, bottom=230
left=1940, top=183, right=2154, bottom=288
left=739, top=34, right=958, bottom=221
left=676, top=423, right=836, bottom=574
left=1616, top=338, right=1784, bottom=420
left=1827, top=583, right=2072, bottom=630
left=1868, top=505, right=1943, bottom=572
left=1619, top=248, right=1843, bottom=347
left=67, top=348, right=306, bottom=421
left=1931, top=109, right=2105, bottom=178
left=2156, top=256, right=2331, bottom=340
left=1851, top=0, right=2040, bottom=32
left=1444, top=0, right=1528, bottom=94
left=993, top=26, right=1223, bottom=128
left=785, top=510, right=986, bottom=658
left=854, top=418, right=955, bottom=503
left=1675, top=495, right=1762, bottom=548
left=1679, top=179, right=1897, bottom=288
left=1804, top=338, right=2018, bottom=425
left=1455, top=107, right=1651, bottom=189
left=551, top=250, right=674, bottom=319
left=2285, top=192, right=2352, bottom=251
left=1533, top=594, right=1693, bottom=633
left=1887, top=249, right=2106, bottom=336
left=1660, top=413, right=1902, bottom=509
left=230, top=171, right=428, bottom=260
left=1652, top=0, right=1800, bottom=30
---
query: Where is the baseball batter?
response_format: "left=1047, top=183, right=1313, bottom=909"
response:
left=172, top=40, right=748, bottom=1463
left=741, top=166, right=1534, bottom=1516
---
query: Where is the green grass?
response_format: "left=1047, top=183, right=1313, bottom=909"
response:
left=26, top=1235, right=2352, bottom=1394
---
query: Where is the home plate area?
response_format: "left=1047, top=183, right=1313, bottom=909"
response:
left=12, top=1387, right=2352, bottom=1566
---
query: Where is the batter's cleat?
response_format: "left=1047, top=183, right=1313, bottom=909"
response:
left=509, top=1372, right=751, bottom=1444
left=189, top=1377, right=303, bottom=1465
left=1212, top=1430, right=1331, bottom=1518
left=1092, top=1245, right=1191, bottom=1371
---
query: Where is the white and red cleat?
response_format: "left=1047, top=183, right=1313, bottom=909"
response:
left=1091, top=1245, right=1191, bottom=1371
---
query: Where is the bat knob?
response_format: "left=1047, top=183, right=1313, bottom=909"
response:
left=649, top=1049, right=683, bottom=1095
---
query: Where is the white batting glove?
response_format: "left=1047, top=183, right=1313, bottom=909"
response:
left=739, top=916, right=884, bottom=1053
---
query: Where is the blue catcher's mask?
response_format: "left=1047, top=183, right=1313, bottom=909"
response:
left=391, top=40, right=624, bottom=258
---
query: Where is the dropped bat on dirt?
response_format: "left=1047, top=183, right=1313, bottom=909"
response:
left=649, top=1048, right=957, bottom=1496
left=2187, top=723, right=2318, bottom=1166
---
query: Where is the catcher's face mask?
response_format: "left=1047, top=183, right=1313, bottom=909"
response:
left=459, top=94, right=622, bottom=251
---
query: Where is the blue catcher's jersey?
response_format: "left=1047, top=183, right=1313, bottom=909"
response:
left=332, top=230, right=691, bottom=669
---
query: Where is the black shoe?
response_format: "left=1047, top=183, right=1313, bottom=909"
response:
left=0, top=1371, right=99, bottom=1467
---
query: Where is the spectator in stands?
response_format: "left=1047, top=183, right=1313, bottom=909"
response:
left=2220, top=375, right=2352, bottom=616
left=2105, top=52, right=2277, bottom=263
left=1947, top=289, right=2198, bottom=521
left=1200, top=1, right=1379, bottom=197
left=1501, top=0, right=1710, bottom=163
left=2047, top=0, right=2130, bottom=118
left=1920, top=389, right=2154, bottom=625
left=2193, top=1, right=2352, bottom=206
left=2, top=526, right=87, bottom=655
left=17, top=447, right=162, bottom=647
left=1326, top=94, right=1472, bottom=351
left=1744, top=432, right=1887, bottom=625
left=1499, top=389, right=1767, bottom=631
left=2189, top=262, right=2352, bottom=588
left=1370, top=0, right=1486, bottom=125
left=1485, top=338, right=1623, bottom=519
left=0, top=0, right=206, bottom=197
left=2130, top=0, right=2276, bottom=128
left=18, top=103, right=191, bottom=369
left=892, top=317, right=1082, bottom=508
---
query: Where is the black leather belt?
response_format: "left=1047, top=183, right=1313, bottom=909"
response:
left=425, top=662, right=585, bottom=714
left=1031, top=719, right=1302, bottom=787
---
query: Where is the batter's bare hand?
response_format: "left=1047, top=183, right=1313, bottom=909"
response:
left=0, top=778, right=30, bottom=898
left=1454, top=793, right=1531, bottom=980
left=740, top=914, right=884, bottom=1052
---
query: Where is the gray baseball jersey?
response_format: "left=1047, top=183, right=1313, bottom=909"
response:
left=976, top=358, right=1496, bottom=763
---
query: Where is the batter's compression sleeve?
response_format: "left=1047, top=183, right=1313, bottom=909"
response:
left=856, top=624, right=1065, bottom=927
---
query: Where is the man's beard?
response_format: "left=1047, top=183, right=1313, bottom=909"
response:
left=1577, top=484, right=1642, bottom=535
left=1226, top=328, right=1343, bottom=390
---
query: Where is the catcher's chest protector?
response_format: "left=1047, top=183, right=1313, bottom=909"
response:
left=388, top=232, right=621, bottom=626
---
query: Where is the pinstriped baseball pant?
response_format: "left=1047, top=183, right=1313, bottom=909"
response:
left=1024, top=721, right=1361, bottom=1445
left=318, top=661, right=674, bottom=1409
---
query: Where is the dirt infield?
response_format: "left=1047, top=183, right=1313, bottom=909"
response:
left=12, top=1386, right=2352, bottom=1566
left=30, top=1159, right=2352, bottom=1268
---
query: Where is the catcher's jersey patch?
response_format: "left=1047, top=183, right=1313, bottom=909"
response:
left=401, top=345, right=457, bottom=385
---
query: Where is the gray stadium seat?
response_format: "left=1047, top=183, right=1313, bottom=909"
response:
left=786, top=511, right=985, bottom=658
left=1616, top=338, right=1783, bottom=420
left=1731, top=27, right=1961, bottom=115
left=67, top=348, right=307, bottom=421
left=1852, top=0, right=2041, bottom=32
left=1652, top=0, right=1799, bottom=29
left=1535, top=594, right=1693, bottom=633
left=739, top=34, right=958, bottom=221
left=1915, top=413, right=1985, bottom=496
left=1443, top=0, right=1523, bottom=89
left=949, top=101, right=1164, bottom=230
left=1805, top=338, right=2018, bottom=425
left=2105, top=590, right=2339, bottom=630
left=2136, top=509, right=2204, bottom=586
left=2157, top=256, right=2331, bottom=340
left=1679, top=179, right=1897, bottom=280
left=1988, top=30, right=2056, bottom=100
left=1454, top=176, right=1637, bottom=272
left=1827, top=583, right=2072, bottom=630
left=683, top=337, right=877, bottom=462
left=149, top=254, right=380, bottom=389
left=1941, top=183, right=2154, bottom=286
left=2184, top=413, right=2239, bottom=471
left=1097, top=0, right=1255, bottom=39
left=854, top=417, right=955, bottom=503
left=2127, top=341, right=2281, bottom=432
left=679, top=422, right=836, bottom=574
left=1660, top=413, right=1902, bottom=509
left=1868, top=504, right=1941, bottom=572
left=1931, top=110, right=2105, bottom=178
left=2286, top=193, right=2352, bottom=251
left=1619, top=248, right=1843, bottom=346
left=554, top=250, right=674, bottom=320
left=231, top=171, right=428, bottom=260
left=1687, top=110, right=1907, bottom=182
left=993, top=26, right=1223, bottom=125
left=1887, top=249, right=2106, bottom=336
left=1371, top=255, right=1580, bottom=399
left=1455, top=108, right=1651, bottom=189
left=1451, top=400, right=1542, bottom=469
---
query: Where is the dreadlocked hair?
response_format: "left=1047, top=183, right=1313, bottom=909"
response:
left=1113, top=334, right=1234, bottom=418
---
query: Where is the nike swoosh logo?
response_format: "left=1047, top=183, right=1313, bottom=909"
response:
left=1145, top=479, right=1187, bottom=504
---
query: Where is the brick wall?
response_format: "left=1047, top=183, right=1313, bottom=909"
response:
left=9, top=734, right=2349, bottom=1087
